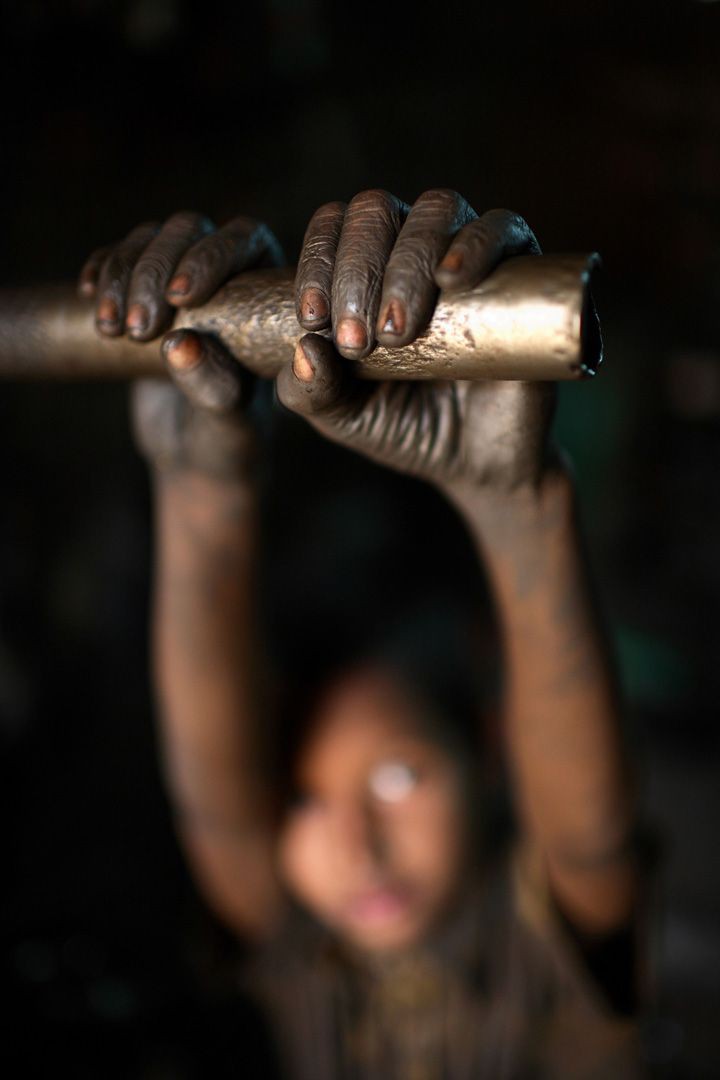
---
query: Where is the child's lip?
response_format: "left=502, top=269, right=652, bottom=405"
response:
left=344, top=885, right=414, bottom=924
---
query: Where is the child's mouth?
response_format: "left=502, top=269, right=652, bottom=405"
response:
left=344, top=885, right=414, bottom=925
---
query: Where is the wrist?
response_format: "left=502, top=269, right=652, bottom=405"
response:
left=442, top=460, right=576, bottom=545
left=154, top=467, right=258, bottom=532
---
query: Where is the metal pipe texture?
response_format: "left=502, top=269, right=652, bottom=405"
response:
left=0, top=255, right=602, bottom=382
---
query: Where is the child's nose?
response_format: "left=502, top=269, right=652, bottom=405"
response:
left=334, top=800, right=388, bottom=873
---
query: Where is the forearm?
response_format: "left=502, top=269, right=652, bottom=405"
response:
left=152, top=468, right=269, bottom=830
left=448, top=469, right=636, bottom=925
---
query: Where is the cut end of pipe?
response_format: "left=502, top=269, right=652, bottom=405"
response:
left=578, top=254, right=603, bottom=377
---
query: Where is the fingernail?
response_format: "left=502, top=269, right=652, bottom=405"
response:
left=380, top=299, right=406, bottom=336
left=79, top=280, right=95, bottom=298
left=439, top=250, right=463, bottom=274
left=300, top=288, right=328, bottom=324
left=127, top=303, right=149, bottom=334
left=96, top=296, right=119, bottom=327
left=292, top=341, right=315, bottom=382
left=167, top=273, right=191, bottom=298
left=336, top=317, right=368, bottom=352
left=164, top=331, right=202, bottom=370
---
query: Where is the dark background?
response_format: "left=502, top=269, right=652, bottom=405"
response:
left=1, top=0, right=719, bottom=1075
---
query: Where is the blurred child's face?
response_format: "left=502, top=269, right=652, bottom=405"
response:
left=278, top=668, right=469, bottom=953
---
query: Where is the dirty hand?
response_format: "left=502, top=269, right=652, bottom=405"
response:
left=78, top=211, right=283, bottom=479
left=276, top=189, right=555, bottom=499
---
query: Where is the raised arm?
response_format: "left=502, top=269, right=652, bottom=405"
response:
left=275, top=188, right=637, bottom=936
left=80, top=214, right=286, bottom=940
left=447, top=450, right=636, bottom=933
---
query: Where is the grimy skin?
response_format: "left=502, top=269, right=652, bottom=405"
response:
left=81, top=190, right=638, bottom=944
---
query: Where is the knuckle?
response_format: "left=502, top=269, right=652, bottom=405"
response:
left=132, top=251, right=175, bottom=291
left=414, top=187, right=463, bottom=215
left=484, top=207, right=528, bottom=236
left=300, top=236, right=336, bottom=271
left=183, top=235, right=229, bottom=275
left=310, top=200, right=346, bottom=224
left=387, top=234, right=436, bottom=285
left=348, top=188, right=398, bottom=218
left=458, top=218, right=493, bottom=252
left=480, top=209, right=540, bottom=252
left=302, top=203, right=345, bottom=250
left=333, top=257, right=384, bottom=311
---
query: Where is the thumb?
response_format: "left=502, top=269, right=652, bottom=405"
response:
left=161, top=329, right=254, bottom=414
left=275, top=332, right=372, bottom=434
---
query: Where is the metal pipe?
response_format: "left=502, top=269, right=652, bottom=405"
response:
left=0, top=255, right=602, bottom=382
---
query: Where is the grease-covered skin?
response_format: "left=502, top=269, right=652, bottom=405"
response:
left=78, top=212, right=283, bottom=480
left=79, top=192, right=638, bottom=963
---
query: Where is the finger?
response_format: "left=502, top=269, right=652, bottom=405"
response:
left=331, top=189, right=409, bottom=360
left=276, top=332, right=372, bottom=430
left=295, top=201, right=346, bottom=331
left=434, top=208, right=541, bottom=292
left=95, top=222, right=160, bottom=335
left=167, top=218, right=285, bottom=308
left=78, top=245, right=112, bottom=298
left=161, top=329, right=254, bottom=414
left=376, top=188, right=476, bottom=348
left=125, top=211, right=215, bottom=340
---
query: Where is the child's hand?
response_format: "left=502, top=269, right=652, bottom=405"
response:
left=130, top=330, right=257, bottom=480
left=79, top=212, right=283, bottom=480
left=277, top=189, right=555, bottom=498
left=78, top=211, right=283, bottom=341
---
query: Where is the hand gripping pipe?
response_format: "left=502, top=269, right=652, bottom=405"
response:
left=0, top=255, right=601, bottom=382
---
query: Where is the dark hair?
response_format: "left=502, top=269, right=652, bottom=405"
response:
left=258, top=438, right=501, bottom=823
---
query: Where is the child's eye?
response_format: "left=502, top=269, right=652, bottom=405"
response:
left=368, top=761, right=419, bottom=804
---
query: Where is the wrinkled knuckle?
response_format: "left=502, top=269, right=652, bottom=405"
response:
left=183, top=238, right=226, bottom=279
left=415, top=187, right=463, bottom=215
left=349, top=188, right=398, bottom=219
left=388, top=236, right=436, bottom=285
left=333, top=259, right=384, bottom=313
left=305, top=201, right=345, bottom=237
left=301, top=236, right=336, bottom=271
left=316, top=200, right=346, bottom=218
left=133, top=252, right=174, bottom=291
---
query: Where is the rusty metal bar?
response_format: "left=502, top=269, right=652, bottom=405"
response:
left=0, top=255, right=601, bottom=382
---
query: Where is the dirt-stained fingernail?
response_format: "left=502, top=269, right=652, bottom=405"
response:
left=164, top=331, right=202, bottom=370
left=300, top=288, right=328, bottom=324
left=336, top=317, right=368, bottom=352
left=380, top=299, right=406, bottom=336
left=439, top=250, right=464, bottom=274
left=127, top=303, right=149, bottom=334
left=292, top=341, right=315, bottom=382
left=167, top=273, right=191, bottom=298
left=97, top=296, right=119, bottom=327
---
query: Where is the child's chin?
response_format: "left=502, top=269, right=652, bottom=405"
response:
left=340, top=910, right=431, bottom=954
